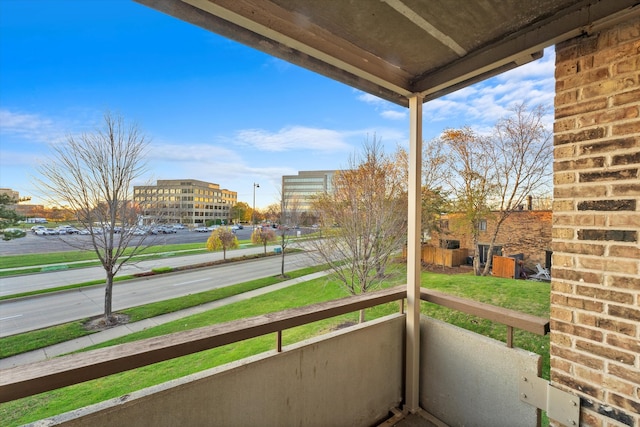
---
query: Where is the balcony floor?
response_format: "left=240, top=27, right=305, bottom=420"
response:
left=381, top=409, right=445, bottom=427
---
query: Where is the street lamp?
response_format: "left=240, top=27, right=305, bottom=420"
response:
left=252, top=182, right=259, bottom=229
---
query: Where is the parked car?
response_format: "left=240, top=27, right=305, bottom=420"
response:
left=171, top=223, right=186, bottom=230
left=131, top=228, right=147, bottom=236
left=78, top=228, right=103, bottom=235
left=194, top=226, right=209, bottom=232
left=35, top=228, right=58, bottom=236
left=58, top=226, right=80, bottom=234
left=156, top=226, right=176, bottom=234
left=31, top=225, right=46, bottom=233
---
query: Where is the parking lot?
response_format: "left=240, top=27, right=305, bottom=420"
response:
left=0, top=226, right=308, bottom=256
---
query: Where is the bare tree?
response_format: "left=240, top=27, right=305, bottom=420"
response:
left=309, top=139, right=407, bottom=322
left=441, top=127, right=497, bottom=275
left=480, top=103, right=553, bottom=275
left=37, top=112, right=149, bottom=325
left=206, top=226, right=239, bottom=260
left=270, top=189, right=301, bottom=278
left=439, top=104, right=552, bottom=275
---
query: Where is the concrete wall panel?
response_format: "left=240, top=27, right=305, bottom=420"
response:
left=46, top=314, right=405, bottom=427
left=420, top=316, right=542, bottom=427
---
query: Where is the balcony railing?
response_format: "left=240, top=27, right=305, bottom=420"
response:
left=0, top=285, right=548, bottom=404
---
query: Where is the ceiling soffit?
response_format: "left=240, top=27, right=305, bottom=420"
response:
left=136, top=0, right=640, bottom=106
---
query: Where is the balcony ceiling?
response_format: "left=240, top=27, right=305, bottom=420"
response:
left=135, top=0, right=637, bottom=107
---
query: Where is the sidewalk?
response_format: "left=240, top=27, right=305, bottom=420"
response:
left=0, top=270, right=329, bottom=370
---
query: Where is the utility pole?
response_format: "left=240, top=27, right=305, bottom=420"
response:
left=252, top=182, right=260, bottom=229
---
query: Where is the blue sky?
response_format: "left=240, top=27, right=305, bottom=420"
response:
left=0, top=0, right=555, bottom=209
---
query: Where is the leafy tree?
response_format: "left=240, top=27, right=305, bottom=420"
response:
left=251, top=226, right=276, bottom=254
left=230, top=201, right=251, bottom=223
left=206, top=226, right=239, bottom=260
left=262, top=203, right=281, bottom=224
left=37, top=112, right=149, bottom=325
left=309, top=139, right=407, bottom=322
left=0, top=194, right=25, bottom=237
left=396, top=142, right=450, bottom=241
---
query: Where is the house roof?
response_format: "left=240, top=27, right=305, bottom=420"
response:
left=135, top=0, right=638, bottom=106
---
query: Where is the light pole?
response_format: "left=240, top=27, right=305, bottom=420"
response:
left=252, top=182, right=259, bottom=229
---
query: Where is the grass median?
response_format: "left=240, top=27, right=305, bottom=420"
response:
left=0, top=264, right=550, bottom=426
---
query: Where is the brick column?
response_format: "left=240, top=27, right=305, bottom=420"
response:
left=552, top=15, right=640, bottom=427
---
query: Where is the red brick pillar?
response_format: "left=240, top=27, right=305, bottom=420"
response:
left=552, top=15, right=640, bottom=427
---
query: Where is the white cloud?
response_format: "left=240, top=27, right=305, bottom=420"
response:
left=422, top=46, right=555, bottom=129
left=235, top=126, right=352, bottom=152
left=380, top=109, right=407, bottom=120
left=356, top=92, right=386, bottom=105
left=146, top=142, right=240, bottom=163
left=0, top=109, right=64, bottom=144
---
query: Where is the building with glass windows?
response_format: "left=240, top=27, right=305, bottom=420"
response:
left=134, top=179, right=237, bottom=225
left=281, top=170, right=336, bottom=225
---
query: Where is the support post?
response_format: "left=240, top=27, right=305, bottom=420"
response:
left=405, top=95, right=423, bottom=412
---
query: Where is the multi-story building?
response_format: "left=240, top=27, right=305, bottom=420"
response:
left=134, top=179, right=237, bottom=225
left=0, top=188, right=43, bottom=218
left=281, top=170, right=336, bottom=225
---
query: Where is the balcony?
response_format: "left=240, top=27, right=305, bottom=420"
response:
left=0, top=286, right=551, bottom=426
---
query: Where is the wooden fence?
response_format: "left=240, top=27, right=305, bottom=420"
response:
left=492, top=255, right=516, bottom=279
left=404, top=245, right=469, bottom=267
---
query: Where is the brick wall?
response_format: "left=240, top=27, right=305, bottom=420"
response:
left=433, top=210, right=552, bottom=269
left=552, top=15, right=640, bottom=427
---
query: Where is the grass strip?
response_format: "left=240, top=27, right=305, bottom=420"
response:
left=0, top=241, right=250, bottom=270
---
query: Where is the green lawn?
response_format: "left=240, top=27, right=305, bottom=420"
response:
left=0, top=263, right=550, bottom=426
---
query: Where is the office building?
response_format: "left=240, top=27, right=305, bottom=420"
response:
left=134, top=179, right=237, bottom=225
left=281, top=170, right=336, bottom=224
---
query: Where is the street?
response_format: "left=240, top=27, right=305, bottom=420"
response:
left=0, top=251, right=316, bottom=337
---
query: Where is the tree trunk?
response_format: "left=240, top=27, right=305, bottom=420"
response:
left=104, top=272, right=114, bottom=325
left=481, top=242, right=495, bottom=276
left=280, top=234, right=286, bottom=277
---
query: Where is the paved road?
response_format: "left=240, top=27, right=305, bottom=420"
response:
left=0, top=244, right=289, bottom=296
left=0, top=251, right=316, bottom=337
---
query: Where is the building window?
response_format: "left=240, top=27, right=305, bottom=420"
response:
left=478, top=219, right=487, bottom=232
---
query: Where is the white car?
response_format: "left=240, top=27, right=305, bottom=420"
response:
left=35, top=228, right=58, bottom=236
